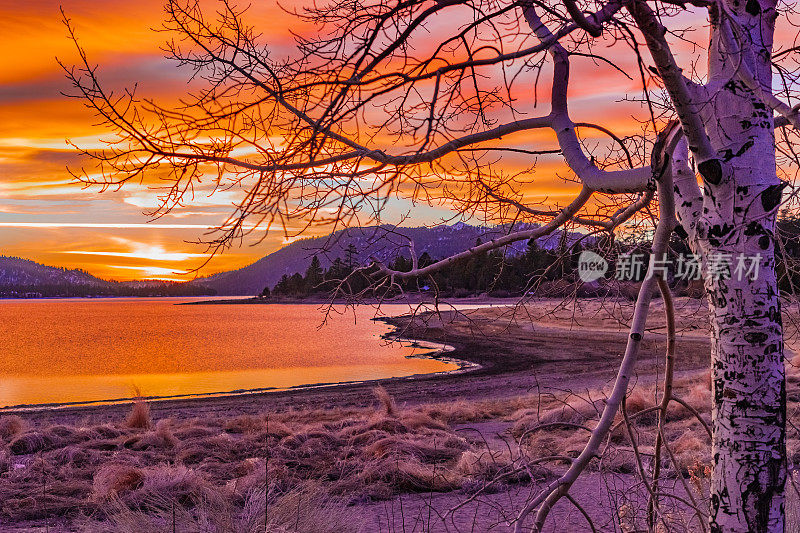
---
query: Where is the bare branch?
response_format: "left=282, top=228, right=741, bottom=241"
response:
left=562, top=0, right=603, bottom=37
left=372, top=185, right=594, bottom=281
left=627, top=1, right=720, bottom=183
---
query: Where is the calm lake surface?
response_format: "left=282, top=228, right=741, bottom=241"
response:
left=0, top=298, right=458, bottom=408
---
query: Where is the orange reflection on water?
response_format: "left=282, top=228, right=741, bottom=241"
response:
left=0, top=299, right=457, bottom=407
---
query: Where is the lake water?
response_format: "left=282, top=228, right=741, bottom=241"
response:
left=0, top=298, right=459, bottom=408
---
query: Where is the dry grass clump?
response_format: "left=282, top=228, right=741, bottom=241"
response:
left=172, top=422, right=219, bottom=440
left=622, top=387, right=655, bottom=419
left=280, top=428, right=343, bottom=451
left=365, top=434, right=468, bottom=463
left=92, top=463, right=144, bottom=500
left=373, top=385, right=397, bottom=417
left=520, top=428, right=586, bottom=462
left=670, top=430, right=712, bottom=477
left=263, top=418, right=293, bottom=438
left=123, top=419, right=177, bottom=451
left=49, top=444, right=98, bottom=468
left=599, top=447, right=639, bottom=475
left=0, top=415, right=26, bottom=441
left=224, top=414, right=263, bottom=434
left=453, top=448, right=530, bottom=487
left=9, top=429, right=62, bottom=455
left=401, top=410, right=450, bottom=431
left=176, top=433, right=241, bottom=465
left=422, top=400, right=487, bottom=423
left=671, top=430, right=705, bottom=454
left=358, top=454, right=461, bottom=492
left=124, top=398, right=152, bottom=430
left=91, top=462, right=220, bottom=512
left=680, top=384, right=712, bottom=415
left=83, top=483, right=364, bottom=533
left=511, top=396, right=605, bottom=437
left=93, top=424, right=126, bottom=439
left=120, top=465, right=218, bottom=511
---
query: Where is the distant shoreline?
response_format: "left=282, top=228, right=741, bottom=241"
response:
left=0, top=306, right=483, bottom=414
left=0, top=306, right=496, bottom=421
left=178, top=294, right=521, bottom=306
left=0, top=296, right=514, bottom=413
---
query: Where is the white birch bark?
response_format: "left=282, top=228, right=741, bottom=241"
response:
left=679, top=1, right=786, bottom=530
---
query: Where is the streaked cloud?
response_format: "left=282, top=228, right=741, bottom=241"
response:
left=107, top=264, right=191, bottom=278
left=62, top=237, right=210, bottom=262
left=0, top=222, right=219, bottom=229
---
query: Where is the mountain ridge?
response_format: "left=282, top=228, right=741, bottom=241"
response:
left=0, top=224, right=586, bottom=297
left=0, top=256, right=214, bottom=298
left=194, top=223, right=584, bottom=295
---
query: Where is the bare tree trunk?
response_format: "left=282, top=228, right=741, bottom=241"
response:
left=698, top=193, right=785, bottom=532
left=690, top=2, right=786, bottom=530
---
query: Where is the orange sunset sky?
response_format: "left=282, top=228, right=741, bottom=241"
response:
left=0, top=1, right=735, bottom=281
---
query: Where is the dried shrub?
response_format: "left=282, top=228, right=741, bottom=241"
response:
left=0, top=415, right=26, bottom=441
left=372, top=386, right=397, bottom=417
left=124, top=399, right=152, bottom=430
left=83, top=483, right=363, bottom=533
left=92, top=463, right=144, bottom=500
left=512, top=397, right=604, bottom=436
left=9, top=429, right=61, bottom=455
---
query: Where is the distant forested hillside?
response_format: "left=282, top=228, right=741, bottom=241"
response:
left=0, top=256, right=214, bottom=298
left=195, top=224, right=585, bottom=295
